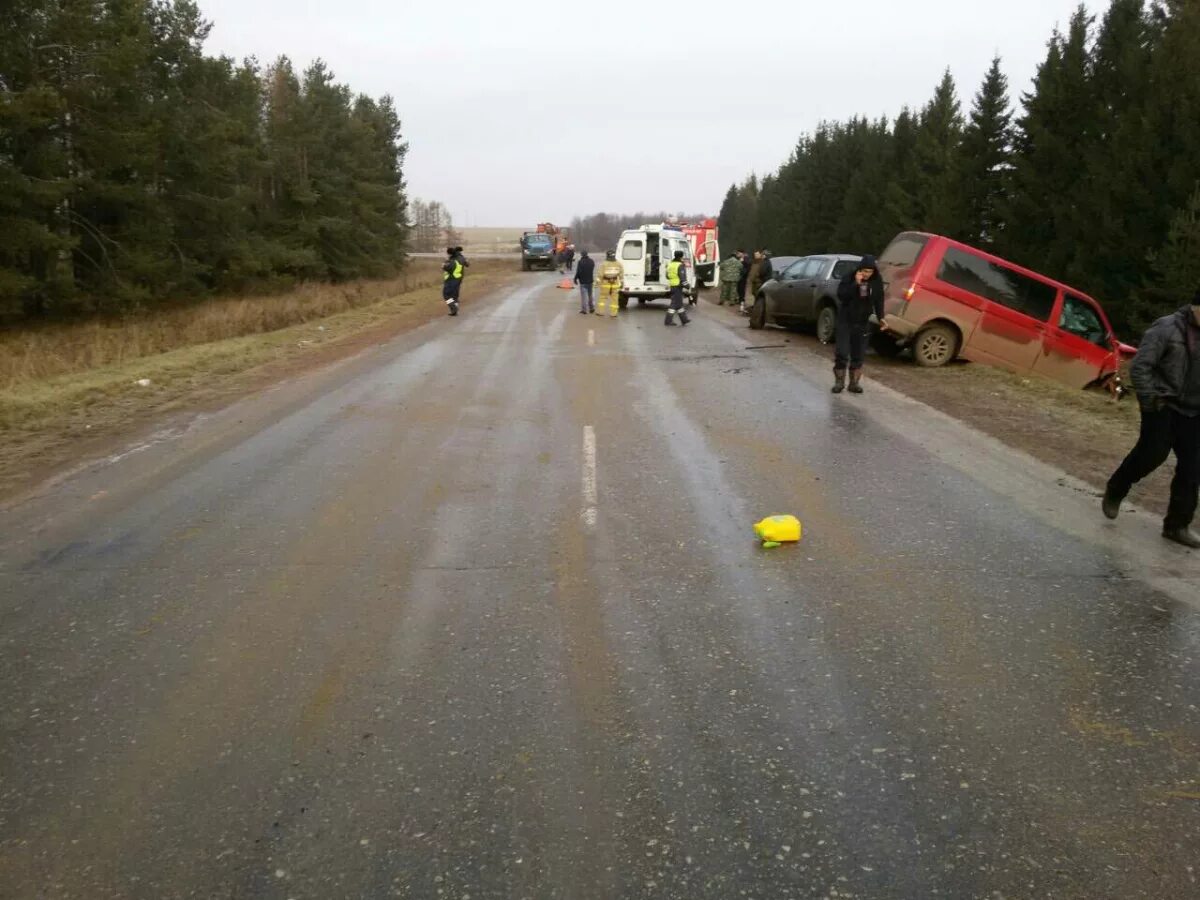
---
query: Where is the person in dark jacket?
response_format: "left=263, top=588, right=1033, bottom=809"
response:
left=832, top=254, right=886, bottom=394
left=574, top=251, right=596, bottom=314
left=1103, top=290, right=1200, bottom=548
left=736, top=249, right=750, bottom=312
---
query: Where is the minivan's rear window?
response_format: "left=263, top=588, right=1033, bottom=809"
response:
left=936, top=246, right=1057, bottom=321
left=621, top=241, right=644, bottom=260
left=879, top=234, right=928, bottom=269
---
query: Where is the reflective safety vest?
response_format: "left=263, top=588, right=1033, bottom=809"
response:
left=666, top=260, right=683, bottom=287
left=444, top=260, right=464, bottom=281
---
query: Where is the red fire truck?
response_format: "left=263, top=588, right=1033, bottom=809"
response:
left=676, top=219, right=719, bottom=288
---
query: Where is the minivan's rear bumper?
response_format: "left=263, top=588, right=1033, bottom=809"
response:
left=882, top=314, right=917, bottom=342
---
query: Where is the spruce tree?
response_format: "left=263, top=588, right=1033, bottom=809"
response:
left=952, top=57, right=1013, bottom=246
left=911, top=70, right=964, bottom=235
left=1000, top=7, right=1094, bottom=277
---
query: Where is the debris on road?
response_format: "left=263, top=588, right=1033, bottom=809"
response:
left=754, top=515, right=803, bottom=547
left=133, top=378, right=152, bottom=387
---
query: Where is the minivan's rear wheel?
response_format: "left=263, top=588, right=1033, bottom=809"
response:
left=618, top=294, right=629, bottom=310
left=749, top=296, right=767, bottom=330
left=913, top=323, right=959, bottom=367
left=816, top=305, right=836, bottom=344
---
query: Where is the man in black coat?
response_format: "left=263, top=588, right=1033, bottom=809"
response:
left=832, top=255, right=887, bottom=394
left=1103, top=289, right=1200, bottom=548
left=574, top=251, right=596, bottom=314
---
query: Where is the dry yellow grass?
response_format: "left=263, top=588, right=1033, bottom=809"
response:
left=0, top=260, right=514, bottom=496
left=0, top=260, right=448, bottom=390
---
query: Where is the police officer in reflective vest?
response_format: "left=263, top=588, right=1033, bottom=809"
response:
left=664, top=251, right=690, bottom=326
left=442, top=246, right=464, bottom=316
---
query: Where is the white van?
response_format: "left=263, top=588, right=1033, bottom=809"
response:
left=614, top=224, right=697, bottom=309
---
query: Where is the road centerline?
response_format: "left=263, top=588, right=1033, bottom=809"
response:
left=582, top=425, right=597, bottom=526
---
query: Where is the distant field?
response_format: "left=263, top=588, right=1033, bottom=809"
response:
left=457, top=227, right=524, bottom=254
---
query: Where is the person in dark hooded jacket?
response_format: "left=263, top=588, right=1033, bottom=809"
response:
left=832, top=254, right=886, bottom=394
left=1103, top=289, right=1200, bottom=548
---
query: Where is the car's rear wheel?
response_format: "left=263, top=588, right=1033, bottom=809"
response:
left=637, top=298, right=647, bottom=306
left=816, top=305, right=837, bottom=344
left=749, top=296, right=767, bottom=330
left=912, top=323, right=959, bottom=367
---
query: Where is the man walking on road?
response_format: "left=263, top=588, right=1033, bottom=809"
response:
left=574, top=251, right=596, bottom=315
left=832, top=255, right=886, bottom=394
left=597, top=250, right=623, bottom=318
left=1103, top=290, right=1200, bottom=548
left=718, top=250, right=742, bottom=306
left=442, top=246, right=464, bottom=316
left=664, top=250, right=691, bottom=327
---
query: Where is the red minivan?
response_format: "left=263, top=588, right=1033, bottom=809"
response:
left=875, top=232, right=1132, bottom=390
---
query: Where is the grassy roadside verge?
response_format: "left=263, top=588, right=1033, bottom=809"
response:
left=0, top=261, right=516, bottom=499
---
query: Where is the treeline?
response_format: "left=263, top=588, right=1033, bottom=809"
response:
left=718, top=0, right=1200, bottom=334
left=568, top=211, right=709, bottom=251
left=0, top=0, right=407, bottom=322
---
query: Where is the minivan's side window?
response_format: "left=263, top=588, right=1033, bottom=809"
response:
left=1059, top=294, right=1108, bottom=346
left=879, top=234, right=928, bottom=268
left=936, top=247, right=1057, bottom=321
left=621, top=241, right=644, bottom=260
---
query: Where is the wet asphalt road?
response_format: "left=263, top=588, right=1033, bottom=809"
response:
left=1, top=275, right=1199, bottom=899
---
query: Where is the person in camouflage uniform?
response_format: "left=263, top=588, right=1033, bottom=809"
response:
left=718, top=250, right=743, bottom=306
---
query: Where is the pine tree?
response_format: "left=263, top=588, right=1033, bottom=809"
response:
left=1000, top=7, right=1094, bottom=276
left=952, top=57, right=1013, bottom=246
left=1137, top=183, right=1200, bottom=329
left=883, top=107, right=920, bottom=238
left=911, top=70, right=963, bottom=234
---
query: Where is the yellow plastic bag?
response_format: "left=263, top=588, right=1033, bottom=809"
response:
left=753, top=515, right=802, bottom=547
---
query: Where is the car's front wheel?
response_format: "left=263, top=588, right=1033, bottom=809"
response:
left=816, top=305, right=837, bottom=344
left=749, top=296, right=767, bottom=330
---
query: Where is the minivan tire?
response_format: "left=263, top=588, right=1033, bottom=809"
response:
left=913, top=323, right=959, bottom=367
left=749, top=296, right=767, bottom=330
left=816, top=305, right=836, bottom=344
left=618, top=294, right=629, bottom=310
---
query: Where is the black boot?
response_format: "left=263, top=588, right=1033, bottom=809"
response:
left=1163, top=527, right=1200, bottom=549
left=679, top=310, right=690, bottom=326
left=832, top=368, right=846, bottom=394
left=1101, top=487, right=1122, bottom=520
left=848, top=369, right=864, bottom=394
left=664, top=311, right=676, bottom=326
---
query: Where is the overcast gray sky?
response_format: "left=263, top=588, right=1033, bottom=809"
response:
left=199, top=0, right=1102, bottom=227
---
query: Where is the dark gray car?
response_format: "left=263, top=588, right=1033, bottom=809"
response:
left=749, top=254, right=861, bottom=341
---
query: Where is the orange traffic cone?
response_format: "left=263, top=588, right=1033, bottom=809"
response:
left=557, top=279, right=573, bottom=290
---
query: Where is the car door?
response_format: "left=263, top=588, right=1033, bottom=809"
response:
left=1032, top=292, right=1117, bottom=389
left=794, top=258, right=832, bottom=322
left=620, top=237, right=645, bottom=291
left=768, top=259, right=810, bottom=320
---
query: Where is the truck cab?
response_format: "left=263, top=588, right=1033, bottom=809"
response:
left=614, top=225, right=696, bottom=308
left=519, top=232, right=556, bottom=271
